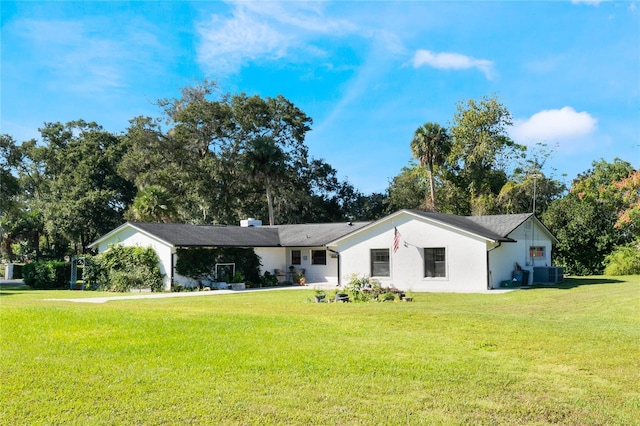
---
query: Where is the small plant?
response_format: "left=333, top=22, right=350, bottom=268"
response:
left=231, top=272, right=245, bottom=283
left=381, top=292, right=396, bottom=301
left=344, top=274, right=382, bottom=302
left=314, top=290, right=326, bottom=303
left=260, top=271, right=279, bottom=287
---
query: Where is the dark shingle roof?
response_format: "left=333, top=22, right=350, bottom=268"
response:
left=270, top=222, right=369, bottom=247
left=131, top=222, right=281, bottom=247
left=406, top=210, right=533, bottom=242
left=466, top=213, right=534, bottom=237
left=127, top=221, right=369, bottom=248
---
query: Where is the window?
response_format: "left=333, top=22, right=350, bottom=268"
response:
left=311, top=250, right=326, bottom=265
left=530, top=246, right=545, bottom=258
left=291, top=250, right=301, bottom=265
left=370, top=249, right=390, bottom=277
left=424, top=248, right=446, bottom=278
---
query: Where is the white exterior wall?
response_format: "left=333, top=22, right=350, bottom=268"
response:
left=95, top=226, right=174, bottom=291
left=488, top=219, right=554, bottom=288
left=249, top=247, right=339, bottom=284
left=291, top=247, right=338, bottom=283
left=335, top=214, right=490, bottom=292
left=254, top=247, right=286, bottom=276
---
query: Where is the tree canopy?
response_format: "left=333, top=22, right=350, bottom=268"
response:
left=1, top=86, right=637, bottom=278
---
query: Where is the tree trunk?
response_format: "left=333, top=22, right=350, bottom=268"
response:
left=427, top=162, right=436, bottom=211
left=266, top=182, right=275, bottom=226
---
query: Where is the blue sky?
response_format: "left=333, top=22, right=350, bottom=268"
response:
left=2, top=1, right=639, bottom=194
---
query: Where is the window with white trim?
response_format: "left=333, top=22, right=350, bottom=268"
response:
left=529, top=246, right=545, bottom=258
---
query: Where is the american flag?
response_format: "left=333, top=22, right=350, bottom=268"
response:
left=393, top=227, right=400, bottom=253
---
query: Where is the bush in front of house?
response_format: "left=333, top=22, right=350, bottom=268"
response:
left=22, top=261, right=70, bottom=289
left=85, top=245, right=165, bottom=292
left=342, top=274, right=406, bottom=302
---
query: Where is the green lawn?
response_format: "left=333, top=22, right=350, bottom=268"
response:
left=1, top=277, right=638, bottom=425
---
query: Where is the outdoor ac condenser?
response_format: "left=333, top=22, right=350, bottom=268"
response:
left=533, top=266, right=564, bottom=284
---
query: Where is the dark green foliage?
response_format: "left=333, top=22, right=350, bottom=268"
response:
left=89, top=245, right=165, bottom=292
left=22, top=261, right=70, bottom=289
left=175, top=247, right=261, bottom=285
left=260, top=271, right=279, bottom=287
left=543, top=159, right=635, bottom=275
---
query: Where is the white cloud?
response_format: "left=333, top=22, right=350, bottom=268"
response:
left=571, top=0, right=608, bottom=5
left=510, top=107, right=598, bottom=145
left=196, top=2, right=358, bottom=75
left=411, top=49, right=495, bottom=79
left=11, top=19, right=162, bottom=95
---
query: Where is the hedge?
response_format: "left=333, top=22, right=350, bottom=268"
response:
left=22, top=261, right=71, bottom=289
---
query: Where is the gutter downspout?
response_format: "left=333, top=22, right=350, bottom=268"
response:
left=486, top=242, right=502, bottom=290
left=170, top=251, right=175, bottom=291
left=327, top=248, right=341, bottom=287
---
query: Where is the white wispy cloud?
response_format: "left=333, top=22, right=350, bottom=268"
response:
left=571, top=0, right=609, bottom=5
left=196, top=2, right=356, bottom=75
left=411, top=49, right=495, bottom=80
left=510, top=107, right=598, bottom=145
left=10, top=19, right=162, bottom=95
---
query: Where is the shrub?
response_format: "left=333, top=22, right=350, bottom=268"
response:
left=22, top=261, right=70, bottom=289
left=260, top=271, right=279, bottom=287
left=90, top=245, right=165, bottom=292
left=344, top=274, right=382, bottom=302
left=604, top=239, right=640, bottom=275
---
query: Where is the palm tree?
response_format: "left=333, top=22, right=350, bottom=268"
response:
left=244, top=136, right=287, bottom=226
left=410, top=122, right=451, bottom=211
left=129, top=185, right=177, bottom=223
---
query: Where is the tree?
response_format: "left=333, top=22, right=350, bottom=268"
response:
left=410, top=122, right=451, bottom=210
left=543, top=159, right=635, bottom=275
left=449, top=95, right=525, bottom=214
left=127, top=185, right=178, bottom=223
left=19, top=121, right=135, bottom=254
left=243, top=136, right=287, bottom=225
left=385, top=164, right=429, bottom=213
left=496, top=173, right=565, bottom=215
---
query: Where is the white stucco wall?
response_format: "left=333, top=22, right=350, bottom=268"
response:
left=256, top=247, right=338, bottom=283
left=254, top=247, right=286, bottom=277
left=488, top=219, right=554, bottom=288
left=335, top=214, right=490, bottom=292
left=95, top=226, right=174, bottom=291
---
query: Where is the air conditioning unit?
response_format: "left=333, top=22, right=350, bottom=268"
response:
left=533, top=266, right=564, bottom=284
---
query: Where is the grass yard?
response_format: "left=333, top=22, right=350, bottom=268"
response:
left=1, top=277, right=638, bottom=425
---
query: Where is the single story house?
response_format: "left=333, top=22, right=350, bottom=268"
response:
left=89, top=219, right=370, bottom=291
left=329, top=209, right=559, bottom=293
left=89, top=209, right=559, bottom=292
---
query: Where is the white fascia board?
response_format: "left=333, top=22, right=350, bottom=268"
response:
left=328, top=209, right=500, bottom=247
left=88, top=222, right=176, bottom=249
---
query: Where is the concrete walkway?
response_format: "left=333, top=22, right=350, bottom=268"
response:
left=46, top=284, right=321, bottom=304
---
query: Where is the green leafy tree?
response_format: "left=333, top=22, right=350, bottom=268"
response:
left=385, top=164, right=429, bottom=212
left=449, top=95, right=525, bottom=214
left=25, top=121, right=136, bottom=253
left=543, top=159, right=635, bottom=275
left=127, top=185, right=178, bottom=223
left=410, top=122, right=451, bottom=210
left=243, top=136, right=287, bottom=225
